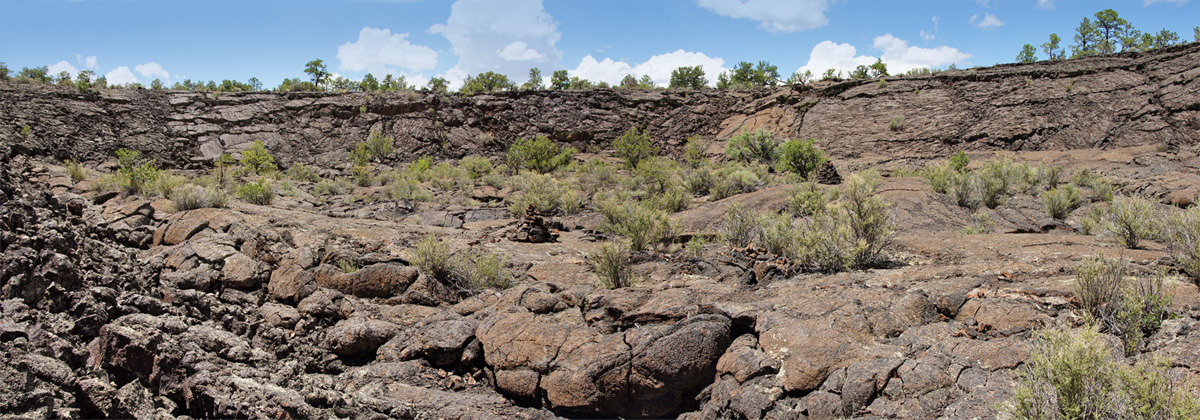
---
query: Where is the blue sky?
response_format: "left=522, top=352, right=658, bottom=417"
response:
left=2, top=0, right=1196, bottom=89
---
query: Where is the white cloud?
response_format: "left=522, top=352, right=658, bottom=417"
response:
left=438, top=66, right=469, bottom=91
left=76, top=54, right=97, bottom=69
left=932, top=16, right=940, bottom=30
left=920, top=30, right=935, bottom=42
left=795, top=35, right=971, bottom=77
left=1036, top=0, right=1055, bottom=10
left=48, top=61, right=80, bottom=78
left=497, top=41, right=546, bottom=61
left=429, top=0, right=561, bottom=81
left=795, top=41, right=877, bottom=78
left=134, top=62, right=169, bottom=80
left=569, top=49, right=727, bottom=87
left=1143, top=0, right=1188, bottom=5
left=337, top=27, right=438, bottom=75
left=694, top=0, right=829, bottom=33
left=873, top=34, right=971, bottom=74
left=104, top=66, right=139, bottom=85
left=969, top=13, right=1004, bottom=29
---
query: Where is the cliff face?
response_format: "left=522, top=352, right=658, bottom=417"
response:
left=2, top=42, right=1198, bottom=166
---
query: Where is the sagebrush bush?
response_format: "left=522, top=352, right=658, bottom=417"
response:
left=1106, top=195, right=1163, bottom=249
left=458, top=249, right=512, bottom=290
left=757, top=213, right=798, bottom=258
left=145, top=172, right=188, bottom=198
left=787, top=181, right=835, bottom=217
left=795, top=211, right=853, bottom=272
left=1041, top=185, right=1082, bottom=220
left=598, top=199, right=674, bottom=252
left=613, top=127, right=658, bottom=169
left=385, top=176, right=434, bottom=202
left=887, top=116, right=904, bottom=132
left=364, top=130, right=395, bottom=160
left=65, top=160, right=87, bottom=182
left=1074, top=256, right=1172, bottom=355
left=961, top=212, right=995, bottom=234
left=649, top=187, right=691, bottom=213
left=921, top=163, right=952, bottom=194
left=312, top=178, right=352, bottom=197
left=287, top=163, right=321, bottom=183
left=710, top=169, right=761, bottom=200
left=236, top=178, right=274, bottom=205
left=687, top=236, right=707, bottom=258
left=724, top=130, right=777, bottom=164
left=720, top=203, right=757, bottom=248
left=683, top=167, right=716, bottom=196
left=774, top=138, right=825, bottom=179
left=506, top=136, right=576, bottom=173
left=170, top=184, right=229, bottom=211
left=838, top=170, right=894, bottom=269
left=634, top=156, right=680, bottom=194
left=239, top=140, right=277, bottom=174
left=1005, top=327, right=1200, bottom=420
left=459, top=155, right=493, bottom=179
left=590, top=241, right=632, bottom=289
left=1167, top=206, right=1200, bottom=281
left=414, top=235, right=454, bottom=282
left=948, top=171, right=980, bottom=210
left=683, top=136, right=709, bottom=168
left=506, top=172, right=583, bottom=217
left=114, top=148, right=161, bottom=195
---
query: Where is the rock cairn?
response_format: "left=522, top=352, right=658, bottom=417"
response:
left=509, top=204, right=559, bottom=243
left=815, top=160, right=842, bottom=185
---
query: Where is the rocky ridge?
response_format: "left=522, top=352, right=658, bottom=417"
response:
left=0, top=43, right=1199, bottom=420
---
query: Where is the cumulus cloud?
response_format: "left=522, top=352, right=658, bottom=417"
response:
left=134, top=62, right=169, bottom=80
left=694, top=0, right=829, bottom=33
left=438, top=66, right=469, bottom=91
left=104, top=66, right=139, bottom=85
left=1036, top=0, right=1055, bottom=10
left=795, top=35, right=970, bottom=77
left=76, top=54, right=97, bottom=69
left=497, top=41, right=546, bottom=61
left=1143, top=0, right=1188, bottom=5
left=48, top=61, right=80, bottom=78
left=873, top=34, right=971, bottom=74
left=429, top=0, right=561, bottom=81
left=337, top=27, right=438, bottom=75
left=569, top=49, right=727, bottom=87
left=969, top=13, right=1004, bottom=29
left=920, top=30, right=935, bottom=42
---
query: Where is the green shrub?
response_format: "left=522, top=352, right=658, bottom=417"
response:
left=240, top=140, right=277, bottom=174
left=385, top=176, right=434, bottom=202
left=427, top=162, right=470, bottom=193
left=961, top=212, right=995, bottom=234
left=888, top=116, right=904, bottom=132
left=1005, top=327, right=1200, bottom=420
left=364, top=130, right=395, bottom=160
left=725, top=130, right=777, bottom=164
left=683, top=167, right=716, bottom=196
left=978, top=156, right=1019, bottom=209
left=634, top=156, right=680, bottom=194
left=413, top=235, right=454, bottom=282
left=170, top=184, right=229, bottom=211
left=590, top=241, right=632, bottom=289
left=236, top=178, right=274, bottom=205
left=948, top=171, right=980, bottom=210
left=649, top=187, right=691, bottom=213
left=720, top=203, right=757, bottom=247
left=1167, top=206, right=1200, bottom=281
left=146, top=172, right=188, bottom=197
left=338, top=259, right=359, bottom=274
left=313, top=178, right=353, bottom=197
left=597, top=199, right=674, bottom=252
left=65, top=160, right=87, bottom=183
left=774, top=138, right=826, bottom=179
left=1079, top=205, right=1105, bottom=236
left=795, top=211, right=854, bottom=272
left=949, top=151, right=969, bottom=172
left=115, top=148, right=161, bottom=195
left=757, top=213, right=798, bottom=258
left=506, top=172, right=583, bottom=217
left=710, top=169, right=761, bottom=200
left=459, top=250, right=513, bottom=289
left=613, top=127, right=658, bottom=169
left=351, top=165, right=375, bottom=187
left=921, top=163, right=952, bottom=194
left=838, top=170, right=894, bottom=269
left=1106, top=195, right=1163, bottom=249
left=1091, top=178, right=1115, bottom=202
left=687, top=236, right=707, bottom=258
left=787, top=181, right=835, bottom=217
left=287, top=163, right=321, bottom=183
left=459, top=155, right=493, bottom=179
left=1042, top=185, right=1082, bottom=220
left=407, top=156, right=433, bottom=178
left=683, top=136, right=709, bottom=168
left=506, top=136, right=576, bottom=173
left=1074, top=256, right=1172, bottom=355
left=1071, top=168, right=1101, bottom=188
